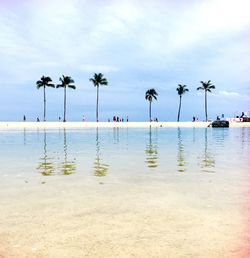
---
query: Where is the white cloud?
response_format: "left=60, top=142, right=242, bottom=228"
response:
left=0, top=0, right=249, bottom=120
left=80, top=65, right=119, bottom=73
left=219, top=91, right=240, bottom=97
left=217, top=91, right=250, bottom=101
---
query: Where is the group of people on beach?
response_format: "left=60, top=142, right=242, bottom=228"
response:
left=23, top=115, right=130, bottom=122
left=23, top=111, right=249, bottom=122
left=108, top=116, right=128, bottom=122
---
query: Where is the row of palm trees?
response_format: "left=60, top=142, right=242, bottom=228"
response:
left=145, top=80, right=215, bottom=122
left=36, top=73, right=107, bottom=122
left=37, top=73, right=215, bottom=122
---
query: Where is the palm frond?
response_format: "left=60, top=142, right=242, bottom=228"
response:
left=36, top=81, right=43, bottom=89
left=100, top=78, right=108, bottom=85
left=68, top=85, right=76, bottom=90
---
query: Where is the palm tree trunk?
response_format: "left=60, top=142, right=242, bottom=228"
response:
left=63, top=86, right=66, bottom=122
left=43, top=86, right=46, bottom=122
left=177, top=96, right=182, bottom=122
left=149, top=101, right=152, bottom=122
left=205, top=91, right=207, bottom=122
left=96, top=86, right=99, bottom=122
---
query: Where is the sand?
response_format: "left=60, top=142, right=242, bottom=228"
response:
left=0, top=121, right=249, bottom=129
left=0, top=175, right=246, bottom=258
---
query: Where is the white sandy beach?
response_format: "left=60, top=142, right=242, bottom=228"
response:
left=0, top=121, right=250, bottom=129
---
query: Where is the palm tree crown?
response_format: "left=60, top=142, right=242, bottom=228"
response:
left=197, top=80, right=215, bottom=92
left=145, top=88, right=158, bottom=122
left=197, top=80, right=215, bottom=122
left=176, top=84, right=189, bottom=122
left=36, top=76, right=54, bottom=89
left=89, top=73, right=108, bottom=122
left=36, top=75, right=54, bottom=121
left=176, top=84, right=189, bottom=96
left=145, top=88, right=158, bottom=102
left=56, top=75, right=76, bottom=90
left=89, top=73, right=108, bottom=87
left=56, top=75, right=76, bottom=122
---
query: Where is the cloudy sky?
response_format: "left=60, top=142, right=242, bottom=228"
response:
left=0, top=0, right=249, bottom=121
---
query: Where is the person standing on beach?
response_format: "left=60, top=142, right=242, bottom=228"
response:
left=23, top=115, right=26, bottom=122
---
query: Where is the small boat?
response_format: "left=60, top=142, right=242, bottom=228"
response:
left=211, top=120, right=229, bottom=128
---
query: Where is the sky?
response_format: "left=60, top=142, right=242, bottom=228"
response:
left=0, top=0, right=249, bottom=121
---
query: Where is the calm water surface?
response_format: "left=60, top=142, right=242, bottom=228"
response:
left=0, top=127, right=249, bottom=178
left=0, top=127, right=249, bottom=257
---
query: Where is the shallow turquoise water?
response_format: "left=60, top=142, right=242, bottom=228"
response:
left=0, top=127, right=250, bottom=257
left=0, top=127, right=249, bottom=179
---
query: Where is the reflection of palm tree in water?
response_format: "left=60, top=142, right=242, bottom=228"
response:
left=113, top=127, right=119, bottom=144
left=145, top=126, right=158, bottom=169
left=60, top=129, right=76, bottom=175
left=177, top=128, right=187, bottom=172
left=23, top=128, right=26, bottom=145
left=199, top=128, right=215, bottom=172
left=37, top=130, right=55, bottom=176
left=94, top=128, right=109, bottom=177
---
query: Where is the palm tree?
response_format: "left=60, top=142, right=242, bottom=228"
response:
left=36, top=76, right=54, bottom=121
left=197, top=80, right=215, bottom=122
left=89, top=73, right=108, bottom=122
left=145, top=88, right=158, bottom=122
left=176, top=84, right=189, bottom=122
left=56, top=75, right=76, bottom=122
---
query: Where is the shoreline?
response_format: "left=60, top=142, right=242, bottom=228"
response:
left=0, top=121, right=250, bottom=129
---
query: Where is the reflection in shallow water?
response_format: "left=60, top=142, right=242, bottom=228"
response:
left=113, top=127, right=119, bottom=144
left=23, top=128, right=26, bottom=145
left=37, top=129, right=76, bottom=176
left=145, top=126, right=158, bottom=169
left=37, top=130, right=55, bottom=176
left=2, top=127, right=250, bottom=258
left=93, top=128, right=109, bottom=177
left=60, top=129, right=76, bottom=175
left=199, top=128, right=215, bottom=172
left=177, top=128, right=187, bottom=172
left=32, top=127, right=250, bottom=178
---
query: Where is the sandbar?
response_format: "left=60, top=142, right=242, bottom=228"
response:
left=0, top=121, right=249, bottom=129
